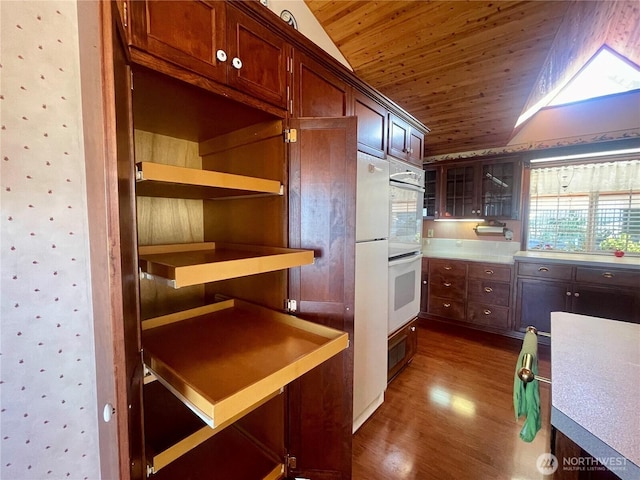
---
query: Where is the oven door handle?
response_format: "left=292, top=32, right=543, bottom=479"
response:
left=389, top=252, right=423, bottom=266
left=389, top=180, right=425, bottom=193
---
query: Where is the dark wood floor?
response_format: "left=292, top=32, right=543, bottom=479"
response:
left=352, top=321, right=552, bottom=480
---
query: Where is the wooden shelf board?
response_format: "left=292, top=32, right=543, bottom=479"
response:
left=135, top=162, right=282, bottom=199
left=138, top=242, right=314, bottom=288
left=142, top=299, right=348, bottom=430
left=148, top=422, right=284, bottom=480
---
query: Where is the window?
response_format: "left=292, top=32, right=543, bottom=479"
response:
left=527, top=155, right=640, bottom=255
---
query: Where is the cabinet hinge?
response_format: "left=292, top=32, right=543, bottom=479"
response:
left=284, top=129, right=297, bottom=143
left=285, top=299, right=297, bottom=313
left=284, top=454, right=297, bottom=477
left=123, top=1, right=128, bottom=28
left=130, top=70, right=134, bottom=91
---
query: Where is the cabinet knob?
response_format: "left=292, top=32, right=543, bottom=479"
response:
left=411, top=326, right=416, bottom=332
left=443, top=282, right=452, bottom=287
left=232, top=57, right=243, bottom=69
left=484, top=287, right=493, bottom=293
left=423, top=280, right=427, bottom=285
left=574, top=292, right=580, bottom=297
left=483, top=309, right=491, bottom=315
left=216, top=49, right=228, bottom=62
left=443, top=303, right=451, bottom=308
left=484, top=269, right=494, bottom=275
left=538, top=266, right=549, bottom=272
left=566, top=291, right=572, bottom=296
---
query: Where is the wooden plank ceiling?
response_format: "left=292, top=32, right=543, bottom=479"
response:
left=304, top=1, right=640, bottom=158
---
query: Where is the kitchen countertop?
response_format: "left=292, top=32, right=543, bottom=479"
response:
left=422, top=239, right=520, bottom=265
left=514, top=250, right=640, bottom=270
left=422, top=250, right=516, bottom=264
left=550, top=312, right=640, bottom=479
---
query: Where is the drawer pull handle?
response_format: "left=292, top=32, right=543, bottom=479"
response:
left=484, top=287, right=493, bottom=293
left=602, top=272, right=614, bottom=279
left=443, top=282, right=452, bottom=287
left=444, top=266, right=452, bottom=271
left=483, top=309, right=492, bottom=315
left=484, top=269, right=494, bottom=275
left=538, top=267, right=549, bottom=272
left=443, top=303, right=451, bottom=308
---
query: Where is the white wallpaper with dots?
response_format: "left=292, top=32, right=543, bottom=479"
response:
left=1, top=1, right=101, bottom=479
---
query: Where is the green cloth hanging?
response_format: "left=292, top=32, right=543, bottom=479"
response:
left=513, top=330, right=541, bottom=442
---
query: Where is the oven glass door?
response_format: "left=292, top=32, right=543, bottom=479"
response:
left=389, top=182, right=424, bottom=258
left=388, top=252, right=422, bottom=334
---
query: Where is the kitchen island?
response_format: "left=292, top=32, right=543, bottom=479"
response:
left=551, top=312, right=640, bottom=480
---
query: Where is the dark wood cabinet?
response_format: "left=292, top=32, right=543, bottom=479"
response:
left=129, top=1, right=288, bottom=110
left=425, top=259, right=514, bottom=333
left=353, top=91, right=387, bottom=158
left=515, top=260, right=640, bottom=336
left=388, top=113, right=424, bottom=165
left=101, top=2, right=430, bottom=479
left=288, top=117, right=357, bottom=480
left=387, top=317, right=418, bottom=382
left=293, top=50, right=349, bottom=118
left=226, top=5, right=290, bottom=109
left=423, top=166, right=439, bottom=218
left=129, top=0, right=228, bottom=83
left=427, top=259, right=467, bottom=322
left=466, top=263, right=513, bottom=331
left=440, top=157, right=520, bottom=219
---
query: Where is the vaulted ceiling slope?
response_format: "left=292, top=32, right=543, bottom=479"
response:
left=304, top=1, right=640, bottom=158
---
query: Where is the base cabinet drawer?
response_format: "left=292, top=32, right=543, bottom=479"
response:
left=428, top=296, right=465, bottom=321
left=467, top=279, right=510, bottom=306
left=517, top=262, right=573, bottom=280
left=575, top=266, right=640, bottom=288
left=467, top=303, right=510, bottom=329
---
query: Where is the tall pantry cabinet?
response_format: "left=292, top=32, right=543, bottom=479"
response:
left=104, top=1, right=354, bottom=480
left=100, top=1, right=428, bottom=479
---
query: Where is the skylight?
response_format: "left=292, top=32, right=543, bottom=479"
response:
left=515, top=46, right=640, bottom=128
left=550, top=48, right=640, bottom=106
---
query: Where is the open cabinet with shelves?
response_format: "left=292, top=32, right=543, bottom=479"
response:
left=129, top=62, right=349, bottom=478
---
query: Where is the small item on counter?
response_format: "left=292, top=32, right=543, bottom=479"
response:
left=614, top=249, right=625, bottom=257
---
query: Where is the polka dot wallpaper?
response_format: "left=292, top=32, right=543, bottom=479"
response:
left=1, top=2, right=101, bottom=479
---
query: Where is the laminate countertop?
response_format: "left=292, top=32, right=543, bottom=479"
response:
left=514, top=250, right=640, bottom=270
left=550, top=312, right=640, bottom=479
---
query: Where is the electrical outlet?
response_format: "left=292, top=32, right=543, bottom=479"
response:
left=427, top=228, right=434, bottom=238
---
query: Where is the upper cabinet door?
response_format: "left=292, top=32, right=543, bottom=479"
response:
left=293, top=51, right=349, bottom=118
left=129, top=1, right=228, bottom=84
left=354, top=91, right=387, bottom=158
left=226, top=5, right=289, bottom=110
left=408, top=128, right=424, bottom=165
left=387, top=113, right=424, bottom=165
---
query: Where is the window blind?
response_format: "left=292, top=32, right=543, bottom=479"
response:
left=528, top=158, right=640, bottom=254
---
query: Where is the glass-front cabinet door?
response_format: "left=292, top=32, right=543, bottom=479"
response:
left=443, top=165, right=476, bottom=217
left=481, top=161, right=516, bottom=218
left=438, top=158, right=520, bottom=220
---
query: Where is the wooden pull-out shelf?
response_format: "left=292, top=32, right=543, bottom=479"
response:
left=142, top=299, right=348, bottom=472
left=138, top=242, right=314, bottom=288
left=135, top=162, right=283, bottom=199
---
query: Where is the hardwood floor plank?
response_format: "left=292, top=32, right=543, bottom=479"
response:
left=353, top=323, right=551, bottom=479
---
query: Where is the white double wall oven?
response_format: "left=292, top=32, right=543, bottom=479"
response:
left=388, top=157, right=424, bottom=335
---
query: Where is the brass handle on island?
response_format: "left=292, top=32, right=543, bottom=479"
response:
left=484, top=287, right=493, bottom=293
